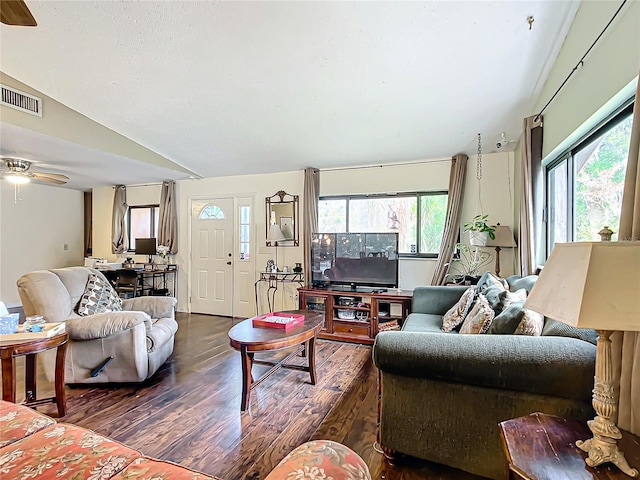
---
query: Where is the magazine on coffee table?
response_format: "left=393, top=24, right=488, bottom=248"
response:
left=252, top=312, right=305, bottom=330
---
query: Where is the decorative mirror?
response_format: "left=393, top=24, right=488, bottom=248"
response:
left=266, top=190, right=299, bottom=247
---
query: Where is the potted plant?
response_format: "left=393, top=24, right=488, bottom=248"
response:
left=445, top=243, right=493, bottom=285
left=463, top=214, right=496, bottom=247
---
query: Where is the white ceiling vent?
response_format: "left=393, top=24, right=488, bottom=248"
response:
left=1, top=84, right=42, bottom=117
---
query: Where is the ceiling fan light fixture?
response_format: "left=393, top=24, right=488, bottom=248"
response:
left=5, top=174, right=30, bottom=184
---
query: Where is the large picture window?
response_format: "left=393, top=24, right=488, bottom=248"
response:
left=545, top=102, right=633, bottom=255
left=318, top=192, right=448, bottom=257
left=128, top=205, right=159, bottom=251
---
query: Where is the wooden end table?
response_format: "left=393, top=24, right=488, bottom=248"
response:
left=499, top=412, right=640, bottom=479
left=228, top=311, right=323, bottom=411
left=1, top=332, right=68, bottom=417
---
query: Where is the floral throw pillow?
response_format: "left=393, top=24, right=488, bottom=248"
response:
left=514, top=309, right=545, bottom=336
left=441, top=287, right=476, bottom=333
left=77, top=273, right=123, bottom=316
left=459, top=294, right=495, bottom=334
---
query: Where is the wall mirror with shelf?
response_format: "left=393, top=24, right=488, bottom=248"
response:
left=266, top=190, right=299, bottom=246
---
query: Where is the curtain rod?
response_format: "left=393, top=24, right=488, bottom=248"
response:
left=534, top=0, right=628, bottom=122
left=112, top=182, right=164, bottom=188
left=321, top=157, right=451, bottom=172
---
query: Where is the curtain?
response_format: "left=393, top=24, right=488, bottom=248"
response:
left=612, top=74, right=640, bottom=435
left=158, top=180, right=178, bottom=254
left=111, top=185, right=128, bottom=254
left=431, top=154, right=467, bottom=285
left=84, top=191, right=92, bottom=256
left=303, top=167, right=320, bottom=286
left=518, top=114, right=543, bottom=276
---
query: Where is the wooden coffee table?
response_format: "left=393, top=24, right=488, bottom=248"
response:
left=1, top=332, right=69, bottom=417
left=228, top=310, right=323, bottom=411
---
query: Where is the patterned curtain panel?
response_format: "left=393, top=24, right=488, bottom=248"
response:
left=613, top=74, right=640, bottom=435
left=111, top=185, right=128, bottom=254
left=518, top=114, right=543, bottom=276
left=158, top=180, right=178, bottom=254
left=303, top=168, right=320, bottom=286
left=431, top=154, right=467, bottom=285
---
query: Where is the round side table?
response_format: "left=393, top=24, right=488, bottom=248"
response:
left=1, top=332, right=68, bottom=417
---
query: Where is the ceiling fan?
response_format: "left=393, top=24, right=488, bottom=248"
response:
left=1, top=158, right=68, bottom=185
left=1, top=0, right=37, bottom=27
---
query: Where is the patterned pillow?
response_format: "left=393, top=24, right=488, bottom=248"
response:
left=514, top=309, right=545, bottom=336
left=441, top=287, right=477, bottom=333
left=77, top=273, right=123, bottom=316
left=460, top=294, right=495, bottom=334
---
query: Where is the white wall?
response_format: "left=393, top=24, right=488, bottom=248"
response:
left=0, top=182, right=84, bottom=306
left=92, top=171, right=305, bottom=314
left=320, top=151, right=517, bottom=289
left=535, top=0, right=639, bottom=161
left=91, top=156, right=515, bottom=312
left=177, top=171, right=304, bottom=314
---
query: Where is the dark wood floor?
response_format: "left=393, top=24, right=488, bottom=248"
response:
left=5, top=313, right=485, bottom=480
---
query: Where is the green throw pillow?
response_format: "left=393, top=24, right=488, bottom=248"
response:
left=476, top=272, right=508, bottom=294
left=484, top=286, right=527, bottom=316
left=487, top=300, right=526, bottom=334
left=542, top=319, right=598, bottom=345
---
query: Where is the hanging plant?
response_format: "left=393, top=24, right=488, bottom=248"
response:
left=463, top=214, right=496, bottom=246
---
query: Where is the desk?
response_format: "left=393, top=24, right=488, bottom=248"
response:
left=254, top=271, right=304, bottom=314
left=102, top=267, right=178, bottom=298
left=499, top=412, right=640, bottom=479
left=1, top=333, right=68, bottom=417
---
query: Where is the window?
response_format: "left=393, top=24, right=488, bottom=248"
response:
left=199, top=205, right=225, bottom=219
left=128, top=205, right=159, bottom=251
left=239, top=205, right=251, bottom=261
left=318, top=192, right=448, bottom=256
left=545, top=103, right=633, bottom=255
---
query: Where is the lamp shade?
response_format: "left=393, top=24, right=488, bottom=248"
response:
left=268, top=224, right=286, bottom=242
left=524, top=241, right=640, bottom=331
left=486, top=225, right=517, bottom=248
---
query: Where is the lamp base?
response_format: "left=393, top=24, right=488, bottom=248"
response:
left=577, top=433, right=638, bottom=477
left=578, top=330, right=639, bottom=478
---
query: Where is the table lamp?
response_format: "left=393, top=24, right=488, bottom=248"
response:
left=268, top=224, right=286, bottom=271
left=524, top=241, right=640, bottom=477
left=485, top=224, right=517, bottom=277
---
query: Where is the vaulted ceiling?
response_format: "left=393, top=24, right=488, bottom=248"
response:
left=0, top=1, right=580, bottom=190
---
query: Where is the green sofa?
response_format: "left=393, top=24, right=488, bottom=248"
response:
left=372, top=275, right=597, bottom=480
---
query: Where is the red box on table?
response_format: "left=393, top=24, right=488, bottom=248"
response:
left=252, top=312, right=305, bottom=330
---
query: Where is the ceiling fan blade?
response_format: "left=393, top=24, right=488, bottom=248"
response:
left=1, top=0, right=37, bottom=26
left=32, top=172, right=70, bottom=181
left=31, top=175, right=67, bottom=185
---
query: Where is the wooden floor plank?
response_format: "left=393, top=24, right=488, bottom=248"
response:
left=2, top=312, right=486, bottom=480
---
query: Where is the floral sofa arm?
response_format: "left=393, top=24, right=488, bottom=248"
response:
left=0, top=402, right=370, bottom=480
left=265, top=440, right=371, bottom=480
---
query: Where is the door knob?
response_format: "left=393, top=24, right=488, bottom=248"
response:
left=227, top=261, right=232, bottom=265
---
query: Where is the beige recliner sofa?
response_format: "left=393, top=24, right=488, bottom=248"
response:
left=17, top=266, right=178, bottom=384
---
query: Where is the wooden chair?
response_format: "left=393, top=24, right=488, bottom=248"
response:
left=115, top=269, right=140, bottom=299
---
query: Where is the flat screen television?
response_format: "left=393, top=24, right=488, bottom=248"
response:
left=311, top=233, right=399, bottom=290
left=135, top=237, right=156, bottom=263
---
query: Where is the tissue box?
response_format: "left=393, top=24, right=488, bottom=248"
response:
left=0, top=313, right=20, bottom=334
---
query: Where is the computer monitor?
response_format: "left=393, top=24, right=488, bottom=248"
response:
left=135, top=238, right=156, bottom=263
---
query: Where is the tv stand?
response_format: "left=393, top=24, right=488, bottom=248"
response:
left=298, top=287, right=412, bottom=345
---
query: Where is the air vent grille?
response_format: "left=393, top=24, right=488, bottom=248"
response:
left=1, top=84, right=42, bottom=117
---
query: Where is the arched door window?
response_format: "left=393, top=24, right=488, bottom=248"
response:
left=199, top=205, right=225, bottom=220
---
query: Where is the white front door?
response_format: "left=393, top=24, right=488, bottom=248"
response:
left=190, top=198, right=234, bottom=316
